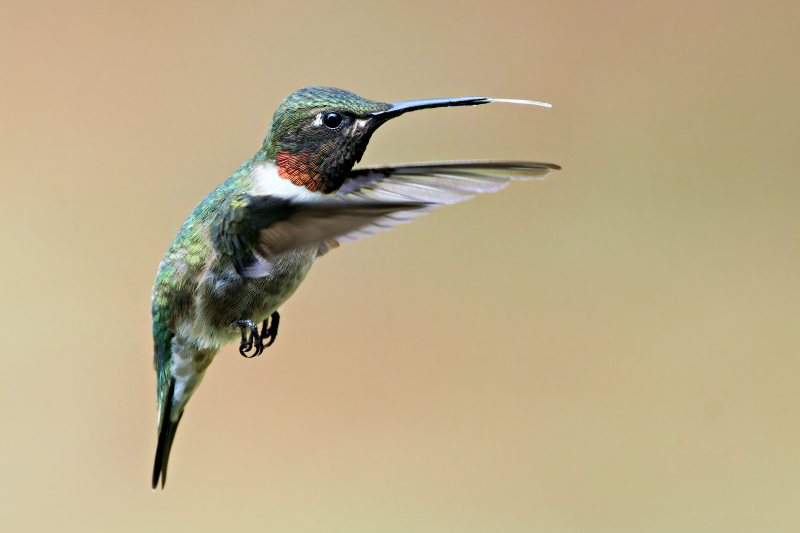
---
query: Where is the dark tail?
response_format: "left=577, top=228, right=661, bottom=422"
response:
left=152, top=380, right=183, bottom=490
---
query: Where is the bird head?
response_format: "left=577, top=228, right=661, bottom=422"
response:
left=262, top=86, right=550, bottom=193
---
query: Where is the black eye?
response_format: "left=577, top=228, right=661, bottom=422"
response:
left=322, top=112, right=343, bottom=129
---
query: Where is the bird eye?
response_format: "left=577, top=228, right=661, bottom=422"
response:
left=322, top=112, right=343, bottom=129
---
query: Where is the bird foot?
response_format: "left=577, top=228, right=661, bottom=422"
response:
left=233, top=311, right=280, bottom=358
left=261, top=311, right=280, bottom=349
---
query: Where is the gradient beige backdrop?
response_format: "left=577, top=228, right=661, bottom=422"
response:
left=2, top=0, right=799, bottom=531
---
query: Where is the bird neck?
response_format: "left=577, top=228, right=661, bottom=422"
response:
left=248, top=156, right=331, bottom=202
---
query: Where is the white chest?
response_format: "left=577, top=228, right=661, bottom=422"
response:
left=250, top=162, right=329, bottom=202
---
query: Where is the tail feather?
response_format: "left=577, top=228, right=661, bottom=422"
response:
left=152, top=380, right=183, bottom=490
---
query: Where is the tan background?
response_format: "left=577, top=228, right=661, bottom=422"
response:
left=2, top=0, right=799, bottom=531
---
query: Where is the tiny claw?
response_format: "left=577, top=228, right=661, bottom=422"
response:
left=261, top=312, right=280, bottom=348
left=233, top=313, right=279, bottom=359
left=238, top=324, right=251, bottom=355
left=252, top=336, right=264, bottom=357
left=234, top=319, right=261, bottom=358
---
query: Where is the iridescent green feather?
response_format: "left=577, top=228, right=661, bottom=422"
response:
left=151, top=156, right=261, bottom=429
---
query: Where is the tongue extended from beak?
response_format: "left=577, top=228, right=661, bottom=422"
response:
left=370, top=96, right=551, bottom=119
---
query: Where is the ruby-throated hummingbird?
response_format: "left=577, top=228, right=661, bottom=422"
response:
left=151, top=86, right=559, bottom=489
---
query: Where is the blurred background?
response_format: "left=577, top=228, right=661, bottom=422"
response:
left=1, top=0, right=799, bottom=531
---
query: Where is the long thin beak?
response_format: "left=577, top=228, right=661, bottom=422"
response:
left=370, top=96, right=551, bottom=119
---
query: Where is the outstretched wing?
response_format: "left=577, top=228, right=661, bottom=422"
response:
left=212, top=194, right=430, bottom=277
left=316, top=160, right=560, bottom=254
left=212, top=161, right=558, bottom=277
left=247, top=197, right=431, bottom=255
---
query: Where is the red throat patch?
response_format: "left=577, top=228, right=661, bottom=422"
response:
left=276, top=150, right=333, bottom=192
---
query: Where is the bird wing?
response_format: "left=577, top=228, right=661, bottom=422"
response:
left=316, top=160, right=560, bottom=255
left=212, top=194, right=430, bottom=277
left=247, top=197, right=431, bottom=255
left=212, top=161, right=559, bottom=277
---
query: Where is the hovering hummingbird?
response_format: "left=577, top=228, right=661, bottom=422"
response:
left=150, top=86, right=559, bottom=489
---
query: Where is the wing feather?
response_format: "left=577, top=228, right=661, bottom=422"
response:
left=213, top=195, right=429, bottom=277
left=215, top=161, right=559, bottom=269
left=316, top=160, right=559, bottom=255
left=251, top=200, right=430, bottom=256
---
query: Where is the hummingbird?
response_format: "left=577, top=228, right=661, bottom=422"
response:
left=150, top=86, right=559, bottom=489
